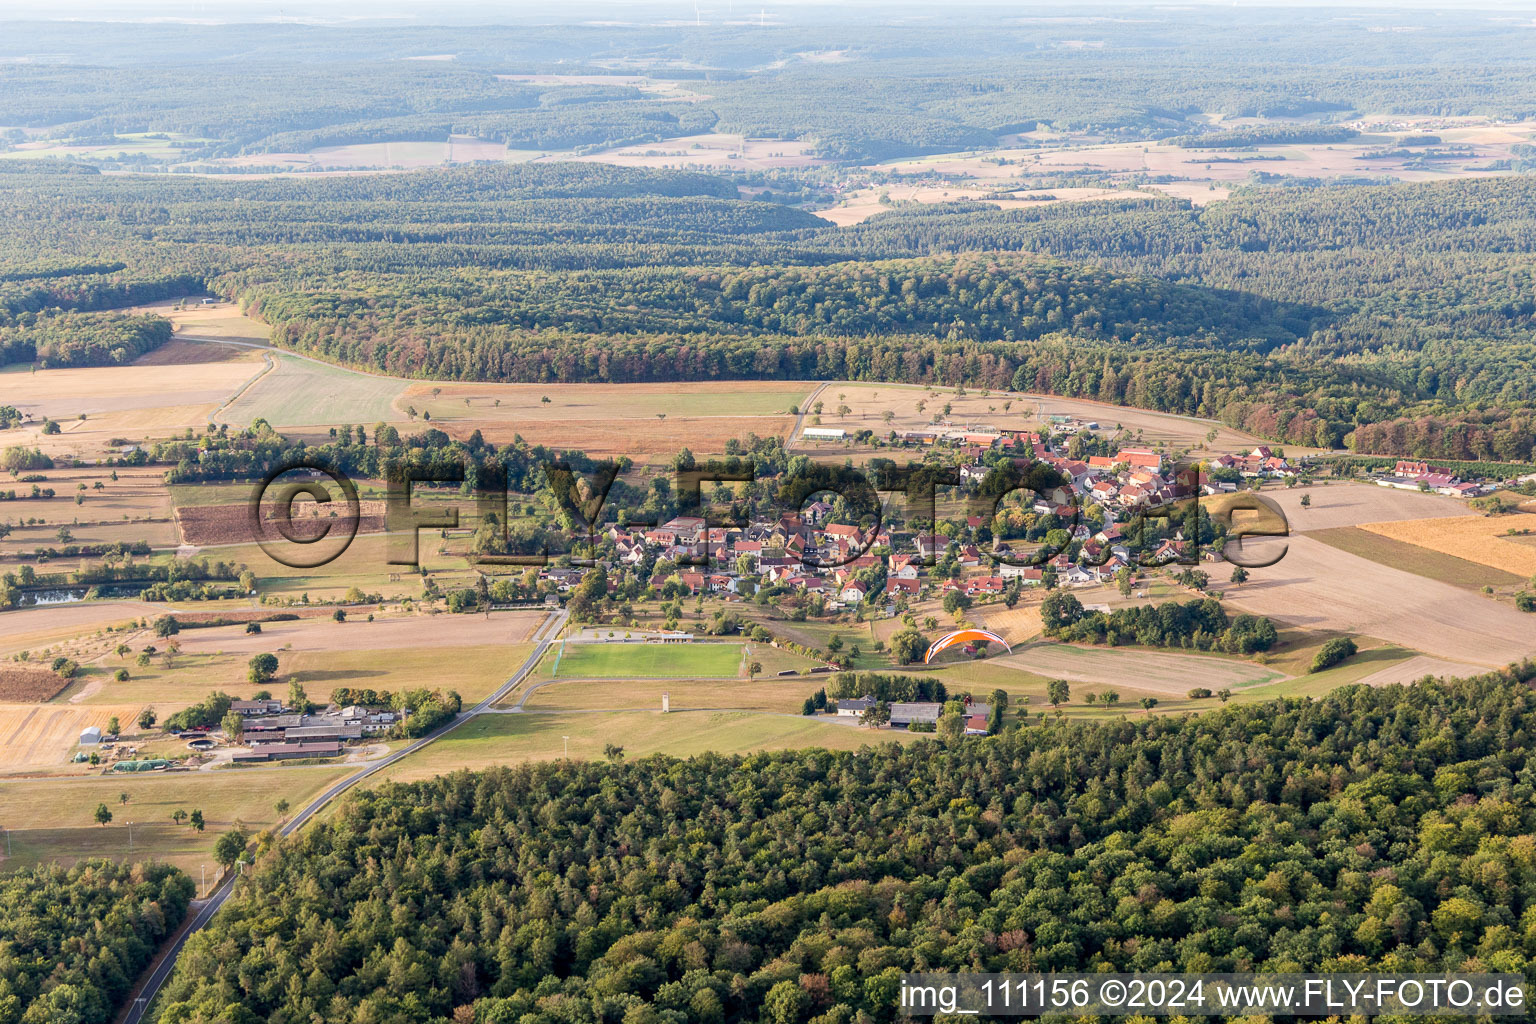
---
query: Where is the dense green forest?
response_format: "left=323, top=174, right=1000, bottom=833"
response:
left=148, top=668, right=1536, bottom=1023
left=0, top=860, right=193, bottom=1024
left=5, top=161, right=1536, bottom=457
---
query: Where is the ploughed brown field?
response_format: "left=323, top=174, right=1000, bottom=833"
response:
left=0, top=668, right=71, bottom=703
left=176, top=500, right=389, bottom=546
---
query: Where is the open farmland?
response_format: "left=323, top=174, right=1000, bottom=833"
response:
left=0, top=765, right=353, bottom=874
left=0, top=668, right=70, bottom=702
left=1360, top=512, right=1536, bottom=579
left=548, top=640, right=745, bottom=679
left=378, top=709, right=910, bottom=783
left=992, top=642, right=1285, bottom=696
left=0, top=703, right=144, bottom=775
left=171, top=609, right=545, bottom=657
left=2, top=355, right=260, bottom=457
left=520, top=675, right=826, bottom=713
left=818, top=185, right=1150, bottom=227
left=0, top=600, right=158, bottom=655
left=805, top=381, right=1267, bottom=453
left=397, top=380, right=809, bottom=456
left=1260, top=482, right=1470, bottom=531
left=1229, top=534, right=1536, bottom=668
left=1310, top=526, right=1527, bottom=591
left=217, top=352, right=406, bottom=428
left=569, top=132, right=828, bottom=172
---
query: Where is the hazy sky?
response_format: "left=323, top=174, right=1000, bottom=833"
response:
left=4, top=0, right=1531, bottom=21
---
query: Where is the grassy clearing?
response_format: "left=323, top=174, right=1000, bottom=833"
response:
left=522, top=675, right=827, bottom=713
left=0, top=765, right=351, bottom=875
left=219, top=353, right=404, bottom=428
left=549, top=641, right=744, bottom=679
left=377, top=709, right=915, bottom=783
left=1311, top=525, right=1528, bottom=589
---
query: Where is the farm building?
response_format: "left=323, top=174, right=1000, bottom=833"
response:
left=231, top=699, right=285, bottom=716
left=79, top=726, right=102, bottom=745
left=836, top=696, right=876, bottom=717
left=801, top=427, right=846, bottom=441
left=233, top=742, right=342, bottom=763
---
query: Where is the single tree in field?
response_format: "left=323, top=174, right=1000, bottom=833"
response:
left=137, top=707, right=156, bottom=730
left=747, top=661, right=762, bottom=681
left=119, top=792, right=129, bottom=806
left=1300, top=492, right=1312, bottom=508
left=172, top=809, right=188, bottom=826
left=154, top=616, right=179, bottom=638
left=1047, top=678, right=1071, bottom=706
left=274, top=798, right=290, bottom=820
left=332, top=608, right=346, bottom=622
left=247, top=652, right=279, bottom=686
left=189, top=809, right=205, bottom=832
left=94, top=803, right=113, bottom=826
left=1217, top=688, right=1232, bottom=703
left=603, top=744, right=625, bottom=762
left=115, top=643, right=131, bottom=659
left=1101, top=689, right=1120, bottom=707
left=106, top=716, right=119, bottom=735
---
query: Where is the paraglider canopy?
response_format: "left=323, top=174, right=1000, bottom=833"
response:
left=924, top=628, right=1012, bottom=663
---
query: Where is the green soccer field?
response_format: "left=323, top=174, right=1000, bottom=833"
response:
left=551, top=642, right=744, bottom=678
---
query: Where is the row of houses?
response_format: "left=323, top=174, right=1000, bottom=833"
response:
left=1374, top=460, right=1486, bottom=498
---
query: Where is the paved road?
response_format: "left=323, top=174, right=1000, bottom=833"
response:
left=121, top=608, right=567, bottom=1024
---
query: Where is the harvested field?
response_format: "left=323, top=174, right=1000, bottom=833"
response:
left=1229, top=535, right=1536, bottom=667
left=134, top=339, right=250, bottom=365
left=805, top=382, right=1266, bottom=454
left=817, top=186, right=1147, bottom=227
left=0, top=668, right=69, bottom=702
left=1360, top=513, right=1536, bottom=579
left=379, top=709, right=912, bottom=783
left=1261, top=483, right=1469, bottom=532
left=1310, top=526, right=1525, bottom=590
left=992, top=642, right=1285, bottom=695
left=506, top=417, right=799, bottom=457
left=0, top=703, right=143, bottom=774
left=176, top=500, right=389, bottom=546
left=398, top=380, right=809, bottom=455
left=965, top=603, right=1044, bottom=646
left=4, top=358, right=258, bottom=425
left=1356, top=654, right=1483, bottom=688
left=126, top=298, right=272, bottom=343
left=0, top=600, right=158, bottom=652
left=570, top=133, right=828, bottom=173
left=170, top=609, right=546, bottom=656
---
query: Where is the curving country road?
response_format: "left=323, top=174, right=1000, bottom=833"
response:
left=121, top=608, right=567, bottom=1024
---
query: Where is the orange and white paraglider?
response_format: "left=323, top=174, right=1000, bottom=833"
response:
left=924, top=628, right=1011, bottom=664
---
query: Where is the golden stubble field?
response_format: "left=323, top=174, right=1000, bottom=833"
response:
left=397, top=379, right=810, bottom=456
left=802, top=381, right=1266, bottom=453
left=1361, top=512, right=1536, bottom=578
